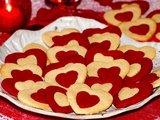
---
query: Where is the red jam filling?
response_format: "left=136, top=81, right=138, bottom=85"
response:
left=115, top=11, right=133, bottom=22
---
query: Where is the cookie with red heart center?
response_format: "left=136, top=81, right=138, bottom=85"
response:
left=45, top=86, right=73, bottom=113
left=113, top=81, right=153, bottom=108
left=104, top=4, right=141, bottom=26
left=44, top=63, right=87, bottom=89
left=83, top=26, right=121, bottom=50
left=85, top=67, right=123, bottom=96
left=42, top=28, right=80, bottom=47
left=5, top=49, right=47, bottom=69
left=87, top=59, right=130, bottom=79
left=111, top=0, right=149, bottom=15
left=117, top=45, right=156, bottom=60
left=1, top=70, right=43, bottom=97
left=66, top=83, right=113, bottom=114
left=85, top=47, right=125, bottom=65
left=51, top=32, right=90, bottom=49
left=18, top=81, right=51, bottom=110
left=0, top=63, right=42, bottom=79
left=118, top=18, right=157, bottom=41
left=47, top=43, right=87, bottom=63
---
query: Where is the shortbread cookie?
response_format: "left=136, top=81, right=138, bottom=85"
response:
left=0, top=63, right=42, bottom=79
left=104, top=4, right=141, bottom=26
left=42, top=28, right=79, bottom=47
left=44, top=63, right=87, bottom=89
left=51, top=32, right=90, bottom=49
left=5, top=49, right=47, bottom=69
left=45, top=86, right=73, bottom=113
left=85, top=47, right=125, bottom=65
left=118, top=18, right=157, bottom=41
left=85, top=66, right=123, bottom=96
left=1, top=70, right=43, bottom=97
left=18, top=81, right=51, bottom=110
left=87, top=59, right=130, bottom=79
left=112, top=0, right=149, bottom=15
left=67, top=83, right=113, bottom=114
left=117, top=45, right=156, bottom=60
left=113, top=81, right=153, bottom=108
left=47, top=43, right=87, bottom=63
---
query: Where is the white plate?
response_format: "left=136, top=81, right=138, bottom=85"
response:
left=1, top=16, right=160, bottom=119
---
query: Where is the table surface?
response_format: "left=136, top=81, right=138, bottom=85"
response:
left=1, top=0, right=160, bottom=120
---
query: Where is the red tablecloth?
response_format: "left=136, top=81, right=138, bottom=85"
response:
left=1, top=0, right=160, bottom=119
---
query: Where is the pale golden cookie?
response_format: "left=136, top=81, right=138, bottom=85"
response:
left=18, top=81, right=51, bottom=110
left=47, top=43, right=87, bottom=63
left=0, top=63, right=42, bottom=79
left=118, top=18, right=157, bottom=41
left=44, top=63, right=87, bottom=89
left=117, top=45, right=156, bottom=60
left=67, top=83, right=113, bottom=115
left=104, top=4, right=141, bottom=26
left=87, top=59, right=130, bottom=79
left=42, top=28, right=80, bottom=47
left=151, top=69, right=160, bottom=88
left=88, top=32, right=120, bottom=50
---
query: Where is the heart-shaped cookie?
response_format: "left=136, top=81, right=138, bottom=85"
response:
left=5, top=49, right=47, bottom=69
left=85, top=47, right=125, bottom=65
left=44, top=63, right=87, bottom=89
left=118, top=18, right=157, bottom=41
left=111, top=0, right=149, bottom=15
left=149, top=23, right=160, bottom=42
left=18, top=81, right=51, bottom=110
left=45, top=86, right=73, bottom=113
left=117, top=45, right=156, bottom=60
left=47, top=43, right=87, bottom=63
left=113, top=81, right=153, bottom=108
left=66, top=83, right=113, bottom=114
left=42, top=28, right=80, bottom=47
left=1, top=70, right=43, bottom=97
left=104, top=4, right=141, bottom=26
left=0, top=63, right=42, bottom=79
left=51, top=32, right=90, bottom=49
left=85, top=67, right=123, bottom=96
left=87, top=59, right=130, bottom=79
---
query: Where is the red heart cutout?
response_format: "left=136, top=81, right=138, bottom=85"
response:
left=85, top=47, right=125, bottom=65
left=51, top=32, right=90, bottom=49
left=31, top=89, right=48, bottom=104
left=45, top=86, right=73, bottom=113
left=129, top=24, right=149, bottom=35
left=112, top=1, right=149, bottom=15
left=56, top=71, right=78, bottom=88
left=115, top=11, right=133, bottom=22
left=5, top=49, right=47, bottom=69
left=1, top=70, right=43, bottom=97
left=56, top=51, right=78, bottom=61
left=77, top=91, right=100, bottom=108
left=123, top=58, right=153, bottom=85
left=113, top=81, right=153, bottom=108
left=125, top=50, right=144, bottom=63
left=140, top=73, right=159, bottom=84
